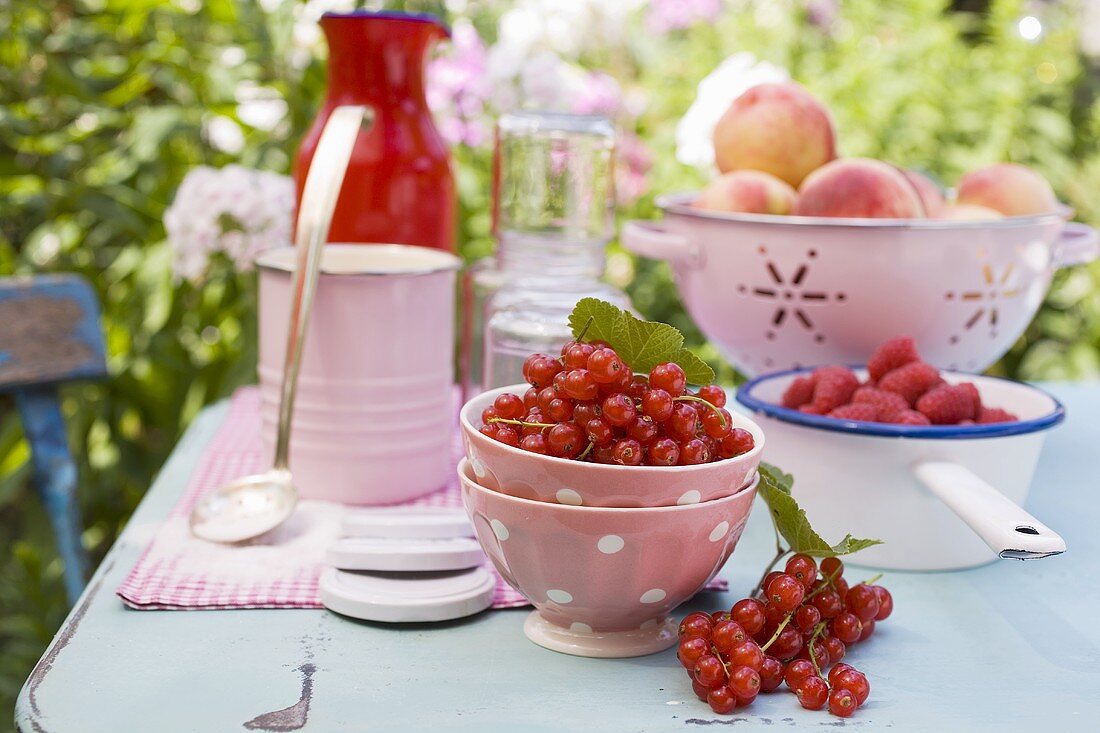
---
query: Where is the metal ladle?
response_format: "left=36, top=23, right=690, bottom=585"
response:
left=189, top=105, right=370, bottom=543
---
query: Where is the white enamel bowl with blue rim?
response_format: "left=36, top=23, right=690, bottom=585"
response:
left=735, top=369, right=1066, bottom=570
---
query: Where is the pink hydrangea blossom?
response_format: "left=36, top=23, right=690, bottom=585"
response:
left=427, top=19, right=493, bottom=147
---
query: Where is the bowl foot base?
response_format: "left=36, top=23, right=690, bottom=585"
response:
left=523, top=611, right=677, bottom=658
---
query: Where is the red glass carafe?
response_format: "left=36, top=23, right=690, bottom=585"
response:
left=295, top=11, right=455, bottom=251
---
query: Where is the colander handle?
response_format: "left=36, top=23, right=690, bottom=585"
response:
left=621, top=221, right=702, bottom=267
left=1054, top=222, right=1099, bottom=268
left=913, top=461, right=1065, bottom=560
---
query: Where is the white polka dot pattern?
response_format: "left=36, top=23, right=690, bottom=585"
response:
left=677, top=490, right=702, bottom=505
left=597, top=535, right=625, bottom=554
left=490, top=519, right=509, bottom=541
left=639, top=619, right=658, bottom=630
left=546, top=589, right=573, bottom=604
left=640, top=588, right=666, bottom=604
left=555, top=489, right=582, bottom=505
left=570, top=621, right=593, bottom=633
left=709, top=521, right=730, bottom=542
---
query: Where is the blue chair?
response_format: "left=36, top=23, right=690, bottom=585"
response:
left=0, top=275, right=107, bottom=603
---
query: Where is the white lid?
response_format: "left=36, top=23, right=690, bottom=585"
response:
left=319, top=566, right=495, bottom=623
left=341, top=507, right=474, bottom=540
left=326, top=536, right=485, bottom=573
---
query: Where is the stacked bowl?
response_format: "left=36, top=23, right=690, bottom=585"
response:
left=458, top=385, right=766, bottom=658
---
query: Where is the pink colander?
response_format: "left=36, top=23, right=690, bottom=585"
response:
left=623, top=194, right=1098, bottom=376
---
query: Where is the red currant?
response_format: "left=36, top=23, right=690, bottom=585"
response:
left=812, top=590, right=843, bottom=619
left=627, top=375, right=649, bottom=400
left=820, top=556, right=844, bottom=580
left=678, top=438, right=711, bottom=465
left=831, top=612, right=862, bottom=644
left=587, top=347, right=625, bottom=384
left=873, top=586, right=893, bottom=620
left=611, top=438, right=644, bottom=466
left=546, top=422, right=584, bottom=458
left=584, top=418, right=614, bottom=447
left=478, top=425, right=498, bottom=440
left=667, top=404, right=698, bottom=440
left=824, top=635, right=846, bottom=664
left=783, top=659, right=815, bottom=690
left=536, top=387, right=557, bottom=412
left=729, top=640, right=764, bottom=672
left=759, top=656, right=784, bottom=692
left=858, top=619, right=875, bottom=642
left=646, top=437, right=679, bottom=466
left=545, top=398, right=574, bottom=423
left=520, top=410, right=546, bottom=435
left=727, top=666, right=760, bottom=699
left=523, top=386, right=539, bottom=410
left=527, top=356, right=563, bottom=388
left=494, top=426, right=519, bottom=447
left=481, top=406, right=500, bottom=425
left=552, top=370, right=569, bottom=397
left=493, top=392, right=525, bottom=420
left=650, top=362, right=687, bottom=396
left=573, top=401, right=602, bottom=425
left=628, top=415, right=659, bottom=444
left=794, top=604, right=821, bottom=633
left=519, top=433, right=548, bottom=454
left=710, top=620, right=747, bottom=655
left=701, top=408, right=733, bottom=439
left=784, top=554, right=818, bottom=590
left=691, top=679, right=711, bottom=702
left=641, top=388, right=674, bottom=422
left=710, top=611, right=732, bottom=625
left=677, top=636, right=711, bottom=669
left=678, top=612, right=713, bottom=639
left=769, top=627, right=803, bottom=661
left=730, top=598, right=766, bottom=636
left=563, top=342, right=595, bottom=369
left=828, top=687, right=858, bottom=717
left=766, top=574, right=805, bottom=613
left=828, top=663, right=855, bottom=686
left=795, top=675, right=829, bottom=711
left=834, top=669, right=870, bottom=705
left=717, top=428, right=755, bottom=458
left=706, top=685, right=736, bottom=715
left=847, top=584, right=880, bottom=623
left=602, top=393, right=636, bottom=427
left=697, top=384, right=727, bottom=408
left=563, top=369, right=598, bottom=401
left=693, top=655, right=726, bottom=688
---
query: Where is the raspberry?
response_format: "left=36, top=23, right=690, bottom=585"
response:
left=851, top=386, right=909, bottom=421
left=799, top=404, right=825, bottom=415
left=878, top=362, right=940, bottom=406
left=781, top=375, right=817, bottom=409
left=810, top=366, right=859, bottom=412
left=958, top=382, right=982, bottom=413
left=915, top=384, right=979, bottom=424
left=893, top=409, right=931, bottom=425
left=827, top=404, right=879, bottom=422
left=867, top=336, right=919, bottom=382
left=978, top=407, right=1018, bottom=424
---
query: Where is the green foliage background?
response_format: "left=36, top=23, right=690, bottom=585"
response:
left=2, top=0, right=1099, bottom=725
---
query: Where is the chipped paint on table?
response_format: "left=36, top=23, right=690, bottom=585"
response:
left=15, top=387, right=1100, bottom=733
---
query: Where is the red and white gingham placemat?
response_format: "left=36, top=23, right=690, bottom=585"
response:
left=117, top=386, right=727, bottom=611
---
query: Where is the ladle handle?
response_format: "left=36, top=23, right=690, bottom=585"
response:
left=274, top=105, right=371, bottom=471
left=913, top=460, right=1066, bottom=560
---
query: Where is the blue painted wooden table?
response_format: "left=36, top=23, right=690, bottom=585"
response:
left=16, top=384, right=1100, bottom=733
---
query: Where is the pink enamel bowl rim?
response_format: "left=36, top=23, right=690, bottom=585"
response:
left=458, top=458, right=759, bottom=514
left=461, top=384, right=766, bottom=475
left=658, top=192, right=1073, bottom=230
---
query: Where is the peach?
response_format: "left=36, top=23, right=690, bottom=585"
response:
left=956, top=163, right=1057, bottom=216
left=904, top=170, right=946, bottom=218
left=793, top=158, right=925, bottom=219
left=939, top=204, right=1004, bottom=221
left=712, top=82, right=837, bottom=187
left=694, top=170, right=798, bottom=215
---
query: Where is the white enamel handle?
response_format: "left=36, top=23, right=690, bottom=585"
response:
left=913, top=461, right=1065, bottom=560
left=621, top=221, right=703, bottom=268
left=1053, top=222, right=1099, bottom=268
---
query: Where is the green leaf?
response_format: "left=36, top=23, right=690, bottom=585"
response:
left=566, top=299, right=716, bottom=385
left=568, top=297, right=622, bottom=344
left=671, top=348, right=716, bottom=386
left=611, top=310, right=684, bottom=374
left=757, top=464, right=882, bottom=558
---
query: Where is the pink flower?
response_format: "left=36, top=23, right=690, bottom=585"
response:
left=615, top=133, right=655, bottom=205
left=572, top=72, right=623, bottom=118
left=427, top=19, right=492, bottom=147
left=645, top=0, right=723, bottom=34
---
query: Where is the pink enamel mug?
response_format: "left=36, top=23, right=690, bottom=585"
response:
left=257, top=244, right=461, bottom=504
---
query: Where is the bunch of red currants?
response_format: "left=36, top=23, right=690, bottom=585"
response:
left=677, top=555, right=891, bottom=718
left=479, top=341, right=755, bottom=466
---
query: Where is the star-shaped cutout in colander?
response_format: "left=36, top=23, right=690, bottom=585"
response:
left=736, top=246, right=847, bottom=345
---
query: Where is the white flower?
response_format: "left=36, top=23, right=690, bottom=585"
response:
left=203, top=115, right=245, bottom=154
left=165, top=165, right=295, bottom=283
left=675, top=52, right=790, bottom=170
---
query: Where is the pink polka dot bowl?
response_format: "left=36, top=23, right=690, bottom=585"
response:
left=460, top=385, right=765, bottom=508
left=458, top=458, right=759, bottom=657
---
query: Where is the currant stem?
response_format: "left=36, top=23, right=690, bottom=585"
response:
left=674, top=395, right=728, bottom=427
left=577, top=440, right=595, bottom=461
left=860, top=572, right=884, bottom=586
left=753, top=544, right=789, bottom=597
left=805, top=566, right=843, bottom=602
left=575, top=316, right=594, bottom=343
left=487, top=417, right=556, bottom=430
left=808, top=621, right=827, bottom=678
left=760, top=612, right=793, bottom=652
